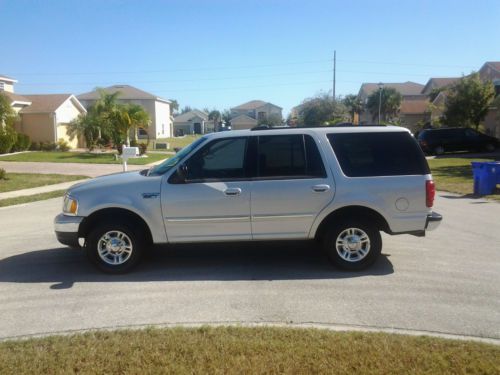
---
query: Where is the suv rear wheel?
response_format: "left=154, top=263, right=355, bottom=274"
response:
left=86, top=221, right=144, bottom=274
left=323, top=219, right=382, bottom=271
left=484, top=143, right=495, bottom=153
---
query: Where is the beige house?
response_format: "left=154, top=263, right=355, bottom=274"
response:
left=357, top=81, right=425, bottom=125
left=78, top=85, right=172, bottom=139
left=173, top=109, right=215, bottom=135
left=1, top=75, right=86, bottom=148
left=16, top=94, right=87, bottom=148
left=230, top=100, right=282, bottom=130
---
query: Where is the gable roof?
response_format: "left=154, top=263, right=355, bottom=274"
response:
left=359, top=81, right=425, bottom=97
left=421, top=77, right=460, bottom=95
left=0, top=74, right=17, bottom=83
left=20, top=94, right=86, bottom=114
left=2, top=91, right=32, bottom=105
left=230, top=114, right=258, bottom=123
left=78, top=85, right=170, bottom=104
left=231, top=100, right=282, bottom=111
left=173, top=109, right=208, bottom=123
left=484, top=62, right=500, bottom=73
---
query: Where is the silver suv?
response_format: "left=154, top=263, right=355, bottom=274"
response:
left=54, top=126, right=442, bottom=273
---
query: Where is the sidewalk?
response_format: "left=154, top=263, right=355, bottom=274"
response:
left=0, top=179, right=91, bottom=200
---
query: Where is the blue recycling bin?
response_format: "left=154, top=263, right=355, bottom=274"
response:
left=471, top=161, right=500, bottom=195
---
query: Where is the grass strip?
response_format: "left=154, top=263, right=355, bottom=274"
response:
left=0, top=173, right=87, bottom=193
left=0, top=152, right=168, bottom=165
left=0, top=189, right=66, bottom=207
left=0, top=327, right=498, bottom=374
left=428, top=157, right=500, bottom=201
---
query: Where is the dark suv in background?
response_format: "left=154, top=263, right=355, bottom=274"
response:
left=417, top=128, right=499, bottom=155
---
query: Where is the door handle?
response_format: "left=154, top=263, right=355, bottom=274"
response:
left=224, top=188, right=242, bottom=196
left=312, top=184, right=330, bottom=192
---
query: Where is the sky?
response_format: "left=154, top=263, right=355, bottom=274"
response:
left=1, top=0, right=499, bottom=115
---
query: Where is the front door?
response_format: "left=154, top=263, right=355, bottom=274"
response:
left=161, top=136, right=251, bottom=242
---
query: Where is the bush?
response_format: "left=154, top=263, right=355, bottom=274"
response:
left=40, top=141, right=57, bottom=151
left=57, top=139, right=70, bottom=152
left=0, top=125, right=17, bottom=154
left=0, top=168, right=6, bottom=180
left=29, top=141, right=41, bottom=151
left=138, top=143, right=147, bottom=155
left=11, top=133, right=31, bottom=152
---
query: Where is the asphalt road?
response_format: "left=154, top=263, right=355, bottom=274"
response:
left=0, top=193, right=499, bottom=341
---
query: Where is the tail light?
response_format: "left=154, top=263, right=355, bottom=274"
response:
left=426, top=180, right=435, bottom=208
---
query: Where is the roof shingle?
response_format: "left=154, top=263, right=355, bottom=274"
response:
left=77, top=85, right=170, bottom=103
left=20, top=94, right=73, bottom=113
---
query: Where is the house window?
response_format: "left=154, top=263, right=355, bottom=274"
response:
left=162, top=123, right=165, bottom=134
left=257, top=111, right=266, bottom=121
left=0, top=82, right=4, bottom=91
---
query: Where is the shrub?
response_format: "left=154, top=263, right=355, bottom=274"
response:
left=130, top=139, right=138, bottom=147
left=11, top=133, right=31, bottom=152
left=57, top=139, right=70, bottom=152
left=138, top=143, right=147, bottom=155
left=0, top=125, right=17, bottom=154
left=29, top=141, right=41, bottom=151
left=40, top=141, right=57, bottom=151
left=0, top=168, right=6, bottom=180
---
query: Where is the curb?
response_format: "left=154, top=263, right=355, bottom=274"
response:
left=1, top=321, right=499, bottom=345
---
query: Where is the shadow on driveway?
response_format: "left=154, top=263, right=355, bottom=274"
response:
left=0, top=242, right=394, bottom=289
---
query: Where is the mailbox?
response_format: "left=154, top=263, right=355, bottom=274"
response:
left=120, top=146, right=140, bottom=171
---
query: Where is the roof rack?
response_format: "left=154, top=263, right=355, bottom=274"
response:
left=250, top=123, right=387, bottom=131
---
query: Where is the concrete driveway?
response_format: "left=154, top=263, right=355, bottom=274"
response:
left=0, top=193, right=499, bottom=341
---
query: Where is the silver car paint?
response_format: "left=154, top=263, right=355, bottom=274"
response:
left=57, top=126, right=436, bottom=244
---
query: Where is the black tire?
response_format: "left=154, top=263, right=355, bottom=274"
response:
left=484, top=143, right=495, bottom=153
left=434, top=145, right=445, bottom=156
left=86, top=221, right=144, bottom=274
left=322, top=219, right=382, bottom=271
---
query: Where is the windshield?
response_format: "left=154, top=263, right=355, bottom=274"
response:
left=148, top=137, right=206, bottom=176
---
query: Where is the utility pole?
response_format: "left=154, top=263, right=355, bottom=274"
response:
left=333, top=50, right=336, bottom=101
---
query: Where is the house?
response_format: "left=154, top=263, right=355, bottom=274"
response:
left=173, top=109, right=215, bottom=136
left=421, top=77, right=461, bottom=96
left=398, top=95, right=431, bottom=130
left=78, top=85, right=172, bottom=139
left=1, top=75, right=86, bottom=147
left=230, top=100, right=282, bottom=130
left=479, top=62, right=500, bottom=137
left=357, top=81, right=425, bottom=125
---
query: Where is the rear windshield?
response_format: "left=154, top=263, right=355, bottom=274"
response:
left=327, top=132, right=430, bottom=177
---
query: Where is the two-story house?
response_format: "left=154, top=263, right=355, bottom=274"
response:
left=78, top=85, right=173, bottom=139
left=230, top=100, right=282, bottom=130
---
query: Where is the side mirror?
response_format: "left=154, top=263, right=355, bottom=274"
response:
left=175, top=163, right=188, bottom=183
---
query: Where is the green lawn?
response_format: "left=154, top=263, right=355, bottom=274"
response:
left=428, top=157, right=500, bottom=201
left=0, top=152, right=169, bottom=165
left=0, top=173, right=87, bottom=193
left=0, top=327, right=498, bottom=374
left=149, top=135, right=201, bottom=151
left=0, top=189, right=66, bottom=207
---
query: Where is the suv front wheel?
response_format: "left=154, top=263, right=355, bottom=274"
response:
left=86, top=222, right=144, bottom=274
left=323, top=220, right=382, bottom=271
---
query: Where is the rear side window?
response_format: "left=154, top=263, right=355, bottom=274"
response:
left=327, top=132, right=430, bottom=177
left=257, top=134, right=326, bottom=179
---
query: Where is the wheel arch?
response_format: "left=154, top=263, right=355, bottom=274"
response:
left=313, top=205, right=390, bottom=241
left=79, top=207, right=153, bottom=244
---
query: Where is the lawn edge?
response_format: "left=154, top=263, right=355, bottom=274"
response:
left=2, top=321, right=499, bottom=346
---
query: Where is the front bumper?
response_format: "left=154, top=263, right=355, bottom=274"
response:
left=54, top=214, right=84, bottom=248
left=425, top=211, right=442, bottom=231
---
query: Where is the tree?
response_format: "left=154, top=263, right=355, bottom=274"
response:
left=169, top=99, right=179, bottom=115
left=221, top=109, right=231, bottom=127
left=296, top=93, right=348, bottom=126
left=67, top=108, right=101, bottom=151
left=109, top=104, right=151, bottom=146
left=366, top=87, right=402, bottom=123
left=442, top=73, right=495, bottom=129
left=0, top=92, right=17, bottom=127
left=180, top=106, right=192, bottom=114
left=258, top=113, right=283, bottom=126
left=341, top=94, right=363, bottom=122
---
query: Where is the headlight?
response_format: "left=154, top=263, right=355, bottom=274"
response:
left=63, top=195, right=78, bottom=216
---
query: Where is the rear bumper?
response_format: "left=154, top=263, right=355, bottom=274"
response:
left=54, top=214, right=83, bottom=248
left=425, top=211, right=442, bottom=231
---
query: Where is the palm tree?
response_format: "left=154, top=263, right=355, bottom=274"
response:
left=341, top=94, right=363, bottom=122
left=366, top=87, right=402, bottom=123
left=111, top=104, right=151, bottom=146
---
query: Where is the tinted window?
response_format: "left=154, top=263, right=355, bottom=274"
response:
left=327, top=132, right=430, bottom=177
left=185, top=137, right=248, bottom=181
left=257, top=134, right=326, bottom=178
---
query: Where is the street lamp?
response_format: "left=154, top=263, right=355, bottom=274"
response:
left=377, top=82, right=384, bottom=124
